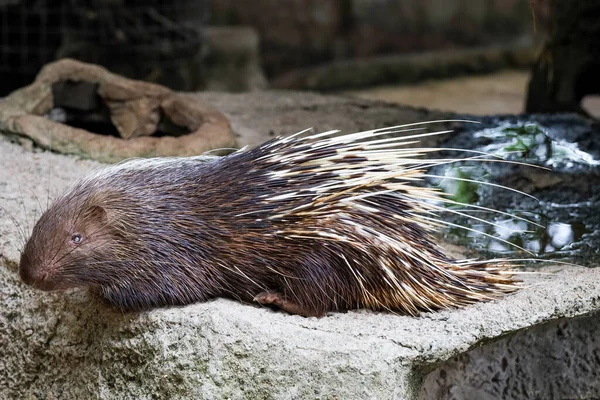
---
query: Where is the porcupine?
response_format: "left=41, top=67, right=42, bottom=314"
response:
left=19, top=122, right=522, bottom=317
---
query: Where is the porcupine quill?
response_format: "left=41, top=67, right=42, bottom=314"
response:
left=18, top=121, right=531, bottom=317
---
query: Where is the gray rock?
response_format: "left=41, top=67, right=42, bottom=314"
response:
left=1, top=91, right=599, bottom=399
left=419, top=313, right=600, bottom=400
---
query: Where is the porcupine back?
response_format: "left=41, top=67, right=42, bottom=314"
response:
left=20, top=123, right=520, bottom=316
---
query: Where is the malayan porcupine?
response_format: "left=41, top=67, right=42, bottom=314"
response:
left=19, top=122, right=523, bottom=317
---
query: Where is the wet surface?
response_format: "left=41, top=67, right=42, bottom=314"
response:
left=429, top=115, right=600, bottom=265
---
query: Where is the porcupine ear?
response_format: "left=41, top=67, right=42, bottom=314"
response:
left=85, top=205, right=108, bottom=224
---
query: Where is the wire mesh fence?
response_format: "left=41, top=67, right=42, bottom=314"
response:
left=0, top=0, right=208, bottom=95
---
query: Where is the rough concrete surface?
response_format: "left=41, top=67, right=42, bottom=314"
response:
left=1, top=91, right=599, bottom=399
left=419, top=314, right=600, bottom=400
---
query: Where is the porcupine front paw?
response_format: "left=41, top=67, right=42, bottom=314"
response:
left=253, top=291, right=324, bottom=317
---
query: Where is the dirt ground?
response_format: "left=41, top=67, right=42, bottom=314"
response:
left=346, top=69, right=600, bottom=117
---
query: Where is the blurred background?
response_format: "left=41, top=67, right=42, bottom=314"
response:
left=0, top=0, right=598, bottom=116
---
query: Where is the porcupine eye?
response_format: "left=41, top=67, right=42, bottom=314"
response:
left=70, top=233, right=83, bottom=245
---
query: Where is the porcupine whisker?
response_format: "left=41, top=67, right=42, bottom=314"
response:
left=397, top=190, right=543, bottom=228
left=395, top=152, right=505, bottom=168
left=15, top=177, right=32, bottom=239
left=416, top=214, right=534, bottom=255
left=386, top=176, right=538, bottom=227
left=45, top=127, right=53, bottom=211
left=53, top=233, right=118, bottom=269
left=434, top=205, right=543, bottom=229
left=413, top=148, right=551, bottom=169
left=397, top=195, right=537, bottom=232
left=26, top=186, right=44, bottom=225
left=422, top=173, right=539, bottom=201
left=50, top=226, right=107, bottom=266
left=470, top=258, right=583, bottom=269
left=381, top=205, right=532, bottom=238
left=0, top=204, right=27, bottom=250
left=402, top=155, right=548, bottom=171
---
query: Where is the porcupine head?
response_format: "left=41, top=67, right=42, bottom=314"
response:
left=19, top=125, right=520, bottom=316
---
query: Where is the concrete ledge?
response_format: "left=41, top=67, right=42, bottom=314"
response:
left=2, top=253, right=598, bottom=399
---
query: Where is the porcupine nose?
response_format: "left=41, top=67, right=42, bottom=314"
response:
left=19, top=252, right=36, bottom=284
left=19, top=253, right=51, bottom=290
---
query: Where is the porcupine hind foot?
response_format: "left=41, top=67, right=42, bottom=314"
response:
left=254, top=291, right=325, bottom=317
